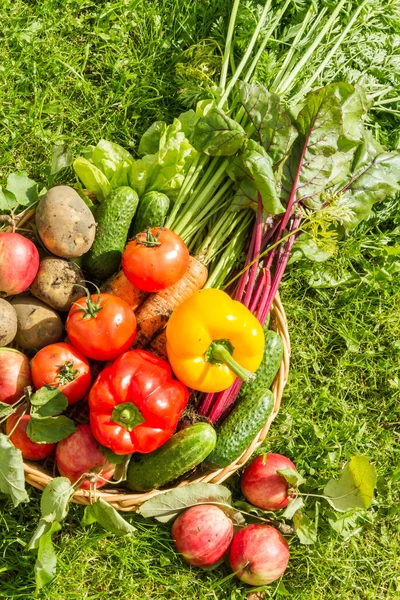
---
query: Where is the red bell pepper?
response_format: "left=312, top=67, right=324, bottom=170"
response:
left=88, top=349, right=189, bottom=455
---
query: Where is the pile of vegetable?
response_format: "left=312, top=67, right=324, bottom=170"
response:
left=0, top=0, right=396, bottom=592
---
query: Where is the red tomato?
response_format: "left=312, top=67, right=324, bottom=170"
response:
left=6, top=407, right=56, bottom=461
left=66, top=293, right=136, bottom=361
left=122, top=227, right=189, bottom=292
left=31, top=343, right=91, bottom=405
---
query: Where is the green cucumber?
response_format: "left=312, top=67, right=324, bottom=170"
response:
left=205, top=390, right=274, bottom=469
left=131, top=191, right=170, bottom=235
left=84, top=186, right=139, bottom=280
left=236, top=328, right=283, bottom=402
left=126, top=423, right=217, bottom=491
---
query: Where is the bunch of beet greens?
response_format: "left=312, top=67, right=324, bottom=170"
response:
left=73, top=0, right=400, bottom=422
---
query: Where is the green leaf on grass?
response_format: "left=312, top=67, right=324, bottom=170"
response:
left=6, top=172, right=38, bottom=207
left=40, top=477, right=75, bottom=523
left=293, top=510, right=317, bottom=545
left=0, top=434, right=29, bottom=507
left=324, top=456, right=377, bottom=512
left=50, top=144, right=73, bottom=177
left=30, top=386, right=68, bottom=415
left=281, top=496, right=304, bottom=519
left=276, top=580, right=291, bottom=596
left=0, top=401, right=15, bottom=419
left=193, top=107, right=246, bottom=156
left=138, top=121, right=166, bottom=155
left=277, top=468, right=306, bottom=487
left=0, top=187, right=18, bottom=211
left=139, top=482, right=233, bottom=523
left=327, top=509, right=364, bottom=539
left=34, top=521, right=61, bottom=593
left=27, top=415, right=76, bottom=444
left=73, top=157, right=112, bottom=201
left=289, top=234, right=332, bottom=264
left=28, top=520, right=53, bottom=551
left=82, top=498, right=136, bottom=536
left=338, top=132, right=400, bottom=230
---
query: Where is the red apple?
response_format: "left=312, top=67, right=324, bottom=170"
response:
left=171, top=504, right=234, bottom=566
left=6, top=407, right=56, bottom=460
left=241, top=453, right=297, bottom=511
left=0, top=232, right=40, bottom=295
left=0, top=348, right=32, bottom=404
left=56, top=424, right=115, bottom=489
left=229, top=524, right=289, bottom=585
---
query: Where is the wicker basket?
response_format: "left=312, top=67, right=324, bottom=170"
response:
left=22, top=294, right=289, bottom=511
left=5, top=206, right=290, bottom=511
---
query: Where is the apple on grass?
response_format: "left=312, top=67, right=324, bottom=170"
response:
left=229, top=524, right=289, bottom=585
left=171, top=504, right=234, bottom=566
left=241, top=453, right=297, bottom=511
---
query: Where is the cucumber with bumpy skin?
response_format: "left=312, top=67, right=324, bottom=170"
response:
left=236, top=328, right=283, bottom=402
left=205, top=389, right=275, bottom=469
left=84, top=186, right=139, bottom=280
left=131, top=191, right=170, bottom=235
left=126, top=423, right=216, bottom=491
left=206, top=326, right=283, bottom=469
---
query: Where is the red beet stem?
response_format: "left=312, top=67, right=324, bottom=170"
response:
left=243, top=197, right=263, bottom=307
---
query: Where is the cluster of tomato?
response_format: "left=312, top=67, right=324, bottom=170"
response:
left=1, top=227, right=194, bottom=486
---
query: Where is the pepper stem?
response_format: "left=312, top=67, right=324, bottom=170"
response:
left=206, top=339, right=256, bottom=383
left=111, top=402, right=145, bottom=432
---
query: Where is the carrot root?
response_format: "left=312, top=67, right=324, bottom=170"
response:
left=102, top=270, right=148, bottom=311
left=133, top=256, right=208, bottom=348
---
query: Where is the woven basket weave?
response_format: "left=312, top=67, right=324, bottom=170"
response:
left=5, top=205, right=290, bottom=511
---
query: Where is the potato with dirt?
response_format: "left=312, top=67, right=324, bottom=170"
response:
left=36, top=186, right=96, bottom=258
left=0, top=299, right=18, bottom=346
left=30, top=256, right=85, bottom=312
left=10, top=296, right=63, bottom=350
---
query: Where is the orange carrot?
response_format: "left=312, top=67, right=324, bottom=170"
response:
left=148, top=330, right=167, bottom=358
left=133, top=256, right=208, bottom=348
left=102, top=270, right=148, bottom=311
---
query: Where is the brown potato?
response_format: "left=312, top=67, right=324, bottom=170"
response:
left=10, top=296, right=63, bottom=350
left=0, top=298, right=18, bottom=346
left=36, top=185, right=96, bottom=258
left=30, top=257, right=85, bottom=312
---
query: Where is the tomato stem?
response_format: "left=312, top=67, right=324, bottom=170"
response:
left=71, top=284, right=103, bottom=319
left=56, top=360, right=78, bottom=385
left=134, top=225, right=163, bottom=247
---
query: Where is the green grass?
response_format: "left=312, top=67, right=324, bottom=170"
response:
left=1, top=0, right=400, bottom=598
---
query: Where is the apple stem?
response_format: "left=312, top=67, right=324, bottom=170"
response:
left=236, top=509, right=296, bottom=535
left=6, top=406, right=28, bottom=439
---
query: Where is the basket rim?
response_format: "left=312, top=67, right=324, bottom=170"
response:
left=23, top=293, right=290, bottom=511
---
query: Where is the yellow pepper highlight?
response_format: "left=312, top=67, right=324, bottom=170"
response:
left=166, top=289, right=265, bottom=393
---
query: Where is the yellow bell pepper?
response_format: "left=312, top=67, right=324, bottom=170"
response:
left=166, top=289, right=265, bottom=393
